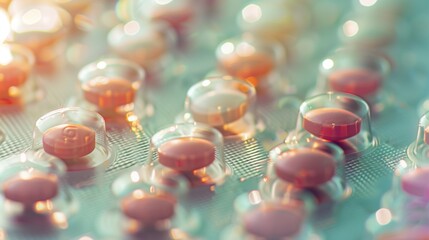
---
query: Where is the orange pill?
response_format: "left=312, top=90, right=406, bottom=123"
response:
left=2, top=173, right=58, bottom=206
left=82, top=77, right=137, bottom=109
left=0, top=61, right=30, bottom=95
left=42, top=124, right=96, bottom=160
left=243, top=204, right=304, bottom=239
left=274, top=148, right=336, bottom=188
left=190, top=89, right=248, bottom=126
left=219, top=52, right=275, bottom=87
left=158, top=137, right=216, bottom=171
left=303, top=108, right=362, bottom=141
left=120, top=194, right=176, bottom=224
left=328, top=68, right=382, bottom=98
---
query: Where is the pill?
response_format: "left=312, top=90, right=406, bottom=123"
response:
left=401, top=167, right=429, bottom=198
left=243, top=204, right=304, bottom=239
left=219, top=52, right=275, bottom=87
left=190, top=89, right=248, bottom=126
left=82, top=77, right=136, bottom=109
left=158, top=137, right=216, bottom=171
left=274, top=148, right=336, bottom=188
left=0, top=61, right=29, bottom=94
left=120, top=194, right=176, bottom=224
left=303, top=108, right=362, bottom=141
left=377, top=227, right=429, bottom=240
left=328, top=68, right=382, bottom=97
left=42, top=124, right=96, bottom=160
left=2, top=173, right=58, bottom=205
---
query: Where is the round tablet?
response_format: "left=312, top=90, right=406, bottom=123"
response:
left=120, top=194, right=176, bottom=224
left=328, top=68, right=382, bottom=97
left=0, top=61, right=29, bottom=94
left=377, top=227, right=429, bottom=240
left=303, top=108, right=362, bottom=141
left=82, top=77, right=136, bottom=109
left=274, top=148, right=336, bottom=188
left=243, top=204, right=304, bottom=239
left=219, top=52, right=275, bottom=86
left=158, top=137, right=216, bottom=171
left=43, top=124, right=96, bottom=160
left=2, top=173, right=59, bottom=205
left=190, top=89, right=248, bottom=126
left=401, top=167, right=429, bottom=198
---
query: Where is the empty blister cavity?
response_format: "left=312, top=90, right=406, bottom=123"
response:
left=148, top=123, right=228, bottom=189
left=0, top=43, right=43, bottom=105
left=313, top=48, right=391, bottom=111
left=108, top=20, right=176, bottom=76
left=0, top=151, right=77, bottom=231
left=260, top=141, right=347, bottom=204
left=407, top=112, right=429, bottom=166
left=97, top=166, right=197, bottom=239
left=70, top=58, right=148, bottom=125
left=215, top=34, right=285, bottom=90
left=32, top=107, right=116, bottom=185
left=287, top=92, right=376, bottom=155
left=9, top=3, right=71, bottom=64
left=179, top=76, right=256, bottom=140
left=221, top=191, right=317, bottom=240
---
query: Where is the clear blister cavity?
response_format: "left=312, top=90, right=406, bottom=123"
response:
left=287, top=92, right=377, bottom=156
left=32, top=107, right=116, bottom=186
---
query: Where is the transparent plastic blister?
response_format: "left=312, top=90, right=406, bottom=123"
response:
left=177, top=76, right=257, bottom=140
left=221, top=191, right=318, bottom=240
left=311, top=47, right=392, bottom=113
left=8, top=2, right=72, bottom=64
left=68, top=58, right=151, bottom=127
left=286, top=92, right=377, bottom=156
left=31, top=107, right=117, bottom=187
left=108, top=20, right=176, bottom=77
left=260, top=141, right=348, bottom=205
left=148, top=123, right=229, bottom=189
left=0, top=43, right=43, bottom=106
left=97, top=166, right=198, bottom=239
left=0, top=151, right=78, bottom=234
left=407, top=112, right=429, bottom=166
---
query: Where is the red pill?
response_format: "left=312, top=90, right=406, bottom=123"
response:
left=42, top=124, right=96, bottom=160
left=377, top=227, right=429, bottom=240
left=2, top=173, right=58, bottom=206
left=243, top=204, right=304, bottom=239
left=424, top=127, right=429, bottom=145
left=219, top=52, right=275, bottom=87
left=401, top=168, right=429, bottom=198
left=190, top=89, right=248, bottom=126
left=82, top=77, right=137, bottom=109
left=0, top=61, right=30, bottom=96
left=120, top=194, right=176, bottom=224
left=328, top=68, right=382, bottom=98
left=274, top=148, right=336, bottom=188
left=158, top=137, right=215, bottom=172
left=303, top=108, right=362, bottom=141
